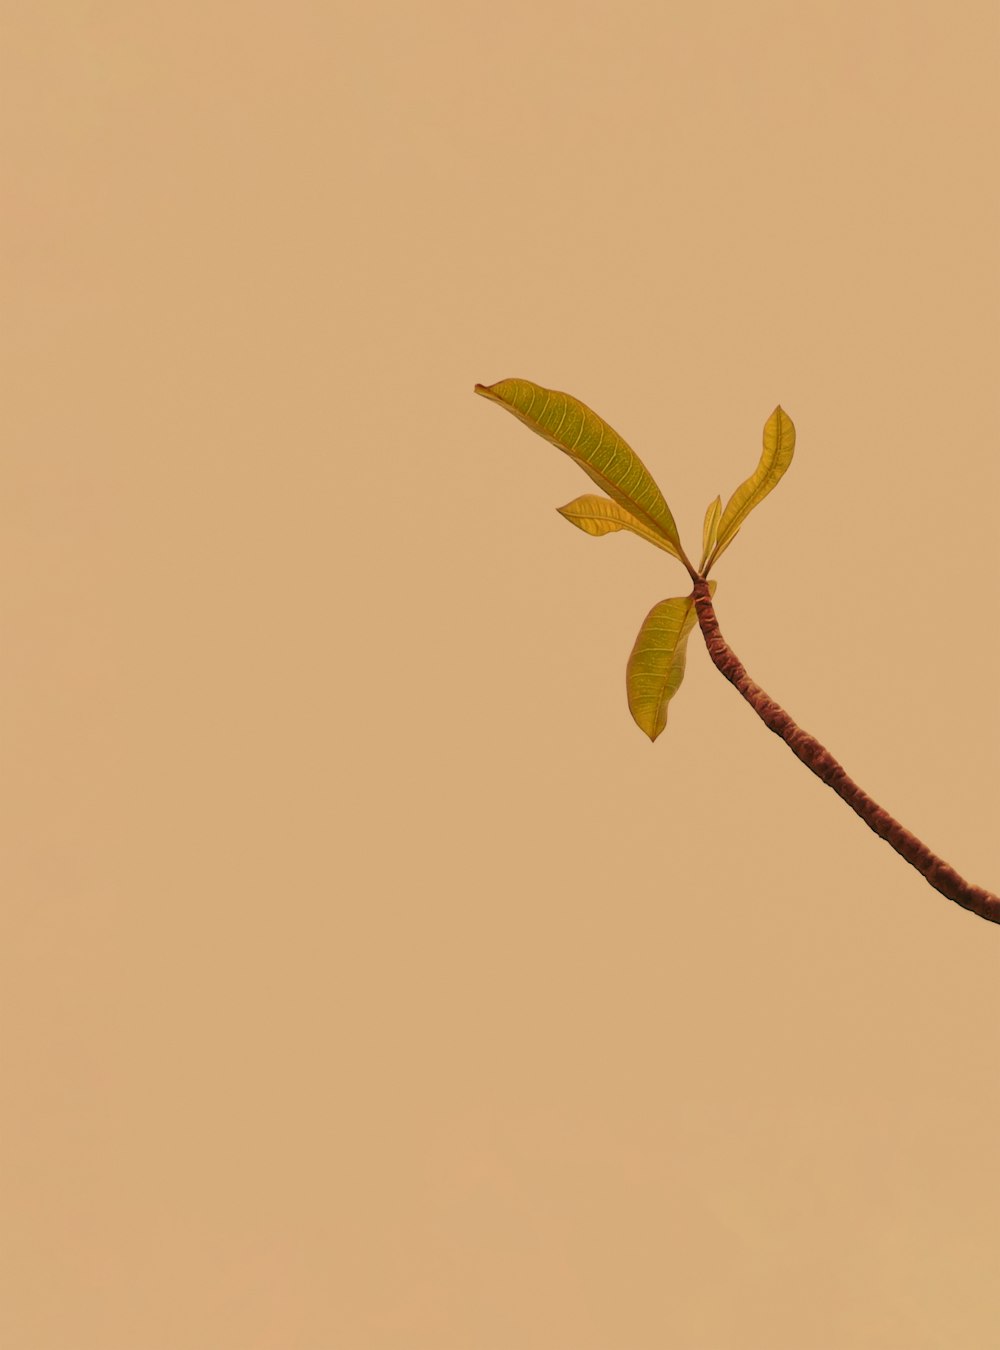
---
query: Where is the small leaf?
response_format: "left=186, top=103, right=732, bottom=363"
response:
left=556, top=494, right=681, bottom=556
left=475, top=378, right=688, bottom=565
left=626, top=583, right=716, bottom=742
left=710, top=527, right=740, bottom=566
left=699, top=494, right=722, bottom=571
left=709, top=406, right=795, bottom=568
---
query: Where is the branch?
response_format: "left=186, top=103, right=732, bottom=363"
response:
left=691, top=581, right=1000, bottom=925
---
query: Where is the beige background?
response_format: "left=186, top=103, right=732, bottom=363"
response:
left=3, top=1, right=999, bottom=1346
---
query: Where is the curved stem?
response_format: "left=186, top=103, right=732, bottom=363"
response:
left=691, top=580, right=1000, bottom=926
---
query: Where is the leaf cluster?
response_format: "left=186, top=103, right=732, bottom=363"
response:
left=475, top=378, right=795, bottom=740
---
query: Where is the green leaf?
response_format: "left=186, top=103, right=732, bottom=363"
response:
left=556, top=494, right=682, bottom=556
left=475, top=378, right=688, bottom=565
left=626, top=583, right=716, bottom=742
left=709, top=406, right=795, bottom=569
left=699, top=494, right=722, bottom=571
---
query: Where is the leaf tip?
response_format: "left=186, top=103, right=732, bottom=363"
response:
left=629, top=707, right=663, bottom=742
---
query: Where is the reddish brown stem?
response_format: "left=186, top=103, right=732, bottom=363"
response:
left=691, top=580, right=1000, bottom=926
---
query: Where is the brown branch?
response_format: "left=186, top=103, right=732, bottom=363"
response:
left=691, top=580, right=1000, bottom=926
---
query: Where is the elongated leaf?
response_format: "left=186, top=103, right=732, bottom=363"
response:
left=710, top=525, right=741, bottom=567
left=626, top=583, right=716, bottom=742
left=699, top=494, right=722, bottom=571
left=556, top=494, right=681, bottom=555
left=475, top=378, right=687, bottom=563
left=710, top=406, right=795, bottom=567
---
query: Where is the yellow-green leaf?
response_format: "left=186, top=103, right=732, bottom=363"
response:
left=710, top=526, right=741, bottom=567
left=709, top=406, right=795, bottom=569
left=556, top=494, right=681, bottom=555
left=699, top=494, right=722, bottom=571
left=475, top=378, right=687, bottom=564
left=626, top=583, right=716, bottom=742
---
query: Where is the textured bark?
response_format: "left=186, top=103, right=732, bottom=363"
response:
left=691, top=580, right=1000, bottom=926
